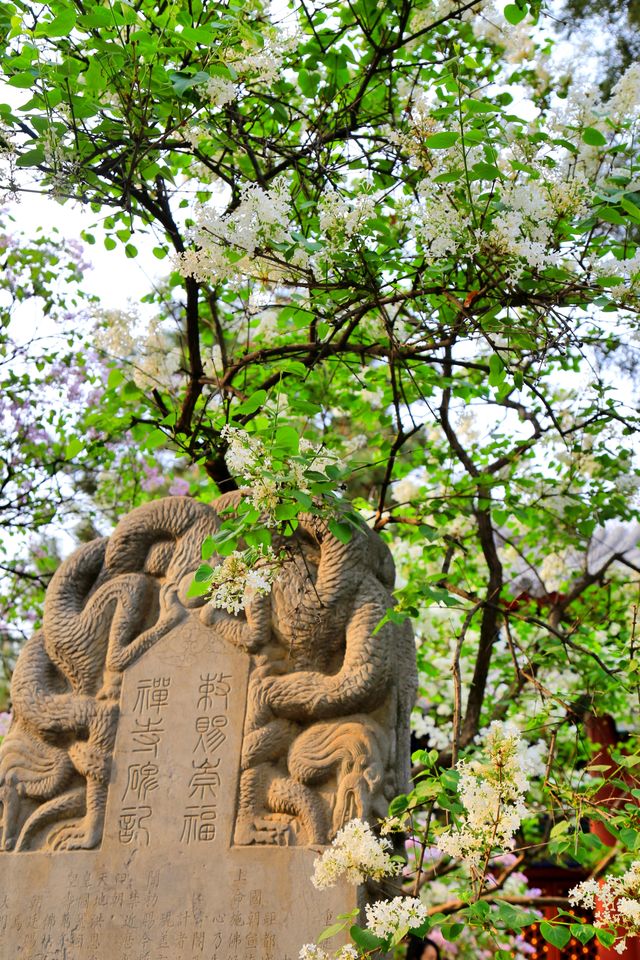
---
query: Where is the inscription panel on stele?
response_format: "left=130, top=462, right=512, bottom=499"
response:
left=0, top=495, right=417, bottom=960
left=0, top=621, right=355, bottom=960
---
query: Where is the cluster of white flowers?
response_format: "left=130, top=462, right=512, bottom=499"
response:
left=201, top=75, right=238, bottom=107
left=223, top=424, right=266, bottom=476
left=221, top=425, right=340, bottom=524
left=41, top=125, right=79, bottom=197
left=607, top=63, right=640, bottom=125
left=409, top=181, right=471, bottom=263
left=225, top=31, right=298, bottom=87
left=311, top=819, right=400, bottom=889
left=299, top=945, right=358, bottom=960
left=570, top=861, right=640, bottom=954
left=364, top=896, right=429, bottom=940
left=484, top=177, right=576, bottom=274
left=177, top=178, right=307, bottom=287
left=207, top=547, right=279, bottom=615
left=318, top=190, right=377, bottom=246
left=132, top=320, right=183, bottom=391
left=436, top=721, right=535, bottom=873
left=538, top=547, right=582, bottom=593
left=252, top=308, right=280, bottom=342
left=94, top=305, right=142, bottom=359
left=471, top=0, right=537, bottom=64
left=410, top=709, right=453, bottom=752
left=391, top=471, right=426, bottom=504
left=592, top=250, right=640, bottom=293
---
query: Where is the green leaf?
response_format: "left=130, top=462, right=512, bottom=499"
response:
left=201, top=537, right=218, bottom=561
left=442, top=924, right=465, bottom=942
left=495, top=901, right=540, bottom=929
left=234, top=390, right=267, bottom=417
left=243, top=527, right=272, bottom=548
left=620, top=827, right=638, bottom=849
left=425, top=131, right=459, bottom=149
left=388, top=794, right=410, bottom=816
left=328, top=520, right=352, bottom=544
left=8, top=72, right=37, bottom=88
left=274, top=425, right=299, bottom=453
left=16, top=148, right=45, bottom=167
left=414, top=779, right=440, bottom=801
left=144, top=429, right=166, bottom=450
left=597, top=206, right=626, bottom=225
left=570, top=924, right=595, bottom=945
left=187, top=579, right=211, bottom=598
left=595, top=930, right=616, bottom=948
left=470, top=161, right=501, bottom=180
left=317, top=922, right=346, bottom=942
left=350, top=925, right=385, bottom=950
left=462, top=98, right=497, bottom=113
left=489, top=354, right=505, bottom=386
left=35, top=9, right=77, bottom=36
left=419, top=524, right=439, bottom=542
left=582, top=127, right=607, bottom=147
left=274, top=502, right=299, bottom=522
left=504, top=3, right=527, bottom=24
left=194, top=564, right=213, bottom=583
left=170, top=70, right=210, bottom=95
left=107, top=368, right=124, bottom=390
left=540, top=922, right=571, bottom=949
left=65, top=436, right=84, bottom=459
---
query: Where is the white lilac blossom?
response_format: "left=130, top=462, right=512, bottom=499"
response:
left=311, top=818, right=400, bottom=889
left=435, top=721, right=536, bottom=873
left=410, top=181, right=470, bottom=262
left=220, top=425, right=341, bottom=525
left=391, top=472, right=426, bottom=504
left=608, top=63, right=640, bottom=124
left=364, top=896, right=429, bottom=940
left=177, top=178, right=307, bottom=287
left=318, top=190, right=377, bottom=245
left=570, top=860, right=640, bottom=951
left=201, top=75, right=238, bottom=107
left=298, top=947, right=358, bottom=960
left=299, top=946, right=329, bottom=960
left=207, top=548, right=279, bottom=615
left=222, top=424, right=268, bottom=477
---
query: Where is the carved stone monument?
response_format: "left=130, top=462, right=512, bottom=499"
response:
left=0, top=495, right=416, bottom=959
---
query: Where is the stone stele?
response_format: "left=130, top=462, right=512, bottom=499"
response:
left=0, top=494, right=417, bottom=960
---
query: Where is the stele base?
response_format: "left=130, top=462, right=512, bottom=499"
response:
left=0, top=620, right=357, bottom=960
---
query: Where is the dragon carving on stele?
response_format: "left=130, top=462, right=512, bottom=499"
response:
left=0, top=494, right=417, bottom=852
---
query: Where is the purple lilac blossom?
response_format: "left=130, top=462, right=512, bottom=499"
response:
left=0, top=712, right=12, bottom=738
left=141, top=465, right=164, bottom=492
left=168, top=478, right=190, bottom=496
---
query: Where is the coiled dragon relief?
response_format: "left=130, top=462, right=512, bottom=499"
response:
left=0, top=495, right=417, bottom=852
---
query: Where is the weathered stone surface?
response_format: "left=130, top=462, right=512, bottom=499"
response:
left=0, top=494, right=417, bottom=958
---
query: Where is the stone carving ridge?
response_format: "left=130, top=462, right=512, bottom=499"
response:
left=0, top=494, right=417, bottom=852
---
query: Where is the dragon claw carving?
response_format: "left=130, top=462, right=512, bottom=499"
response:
left=0, top=494, right=417, bottom=852
left=0, top=497, right=223, bottom=852
left=231, top=507, right=417, bottom=847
